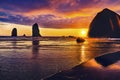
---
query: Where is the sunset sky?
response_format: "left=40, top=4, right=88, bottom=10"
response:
left=0, top=0, right=120, bottom=37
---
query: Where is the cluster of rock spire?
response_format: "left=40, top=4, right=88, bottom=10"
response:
left=11, top=23, right=41, bottom=37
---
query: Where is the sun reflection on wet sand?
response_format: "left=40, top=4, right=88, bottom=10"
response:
left=80, top=45, right=86, bottom=63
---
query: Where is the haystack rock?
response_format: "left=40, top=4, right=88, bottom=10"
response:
left=11, top=28, right=17, bottom=37
left=32, top=23, right=41, bottom=37
left=88, top=8, right=120, bottom=38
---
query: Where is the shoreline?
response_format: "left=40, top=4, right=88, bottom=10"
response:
left=0, top=36, right=77, bottom=41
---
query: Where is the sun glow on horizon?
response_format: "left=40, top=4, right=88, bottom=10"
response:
left=79, top=29, right=88, bottom=37
left=0, top=22, right=89, bottom=37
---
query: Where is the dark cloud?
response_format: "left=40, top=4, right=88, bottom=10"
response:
left=0, top=12, right=7, bottom=16
left=0, top=0, right=50, bottom=12
left=0, top=12, right=32, bottom=25
left=77, top=0, right=101, bottom=5
left=55, top=0, right=102, bottom=13
left=0, top=0, right=104, bottom=13
left=108, top=0, right=120, bottom=3
left=0, top=0, right=119, bottom=13
left=0, top=12, right=87, bottom=28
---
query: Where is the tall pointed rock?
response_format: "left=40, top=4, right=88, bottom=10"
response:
left=11, top=28, right=17, bottom=37
left=32, top=23, right=41, bottom=37
left=88, top=8, right=120, bottom=38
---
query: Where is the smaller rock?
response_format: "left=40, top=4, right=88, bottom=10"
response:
left=23, top=34, right=26, bottom=37
left=76, top=37, right=85, bottom=43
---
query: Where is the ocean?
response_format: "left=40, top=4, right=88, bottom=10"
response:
left=0, top=37, right=120, bottom=80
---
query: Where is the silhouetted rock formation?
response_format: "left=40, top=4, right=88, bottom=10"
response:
left=32, top=23, right=41, bottom=37
left=76, top=37, right=85, bottom=43
left=88, top=8, right=120, bottom=38
left=23, top=34, right=26, bottom=37
left=11, top=28, right=17, bottom=37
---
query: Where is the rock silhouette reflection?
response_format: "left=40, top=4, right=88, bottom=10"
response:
left=95, top=51, right=120, bottom=67
left=32, top=40, right=40, bottom=59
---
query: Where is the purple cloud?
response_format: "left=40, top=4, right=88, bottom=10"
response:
left=0, top=0, right=50, bottom=12
left=55, top=0, right=102, bottom=13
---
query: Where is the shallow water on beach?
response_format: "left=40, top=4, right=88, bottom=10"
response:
left=0, top=37, right=120, bottom=80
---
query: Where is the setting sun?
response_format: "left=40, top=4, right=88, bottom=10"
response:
left=79, top=29, right=88, bottom=37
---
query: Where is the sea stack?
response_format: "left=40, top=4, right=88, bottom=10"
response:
left=88, top=8, right=120, bottom=38
left=11, top=28, right=17, bottom=37
left=32, top=23, right=41, bottom=37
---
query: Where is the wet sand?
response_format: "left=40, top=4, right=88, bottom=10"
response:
left=0, top=37, right=120, bottom=80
